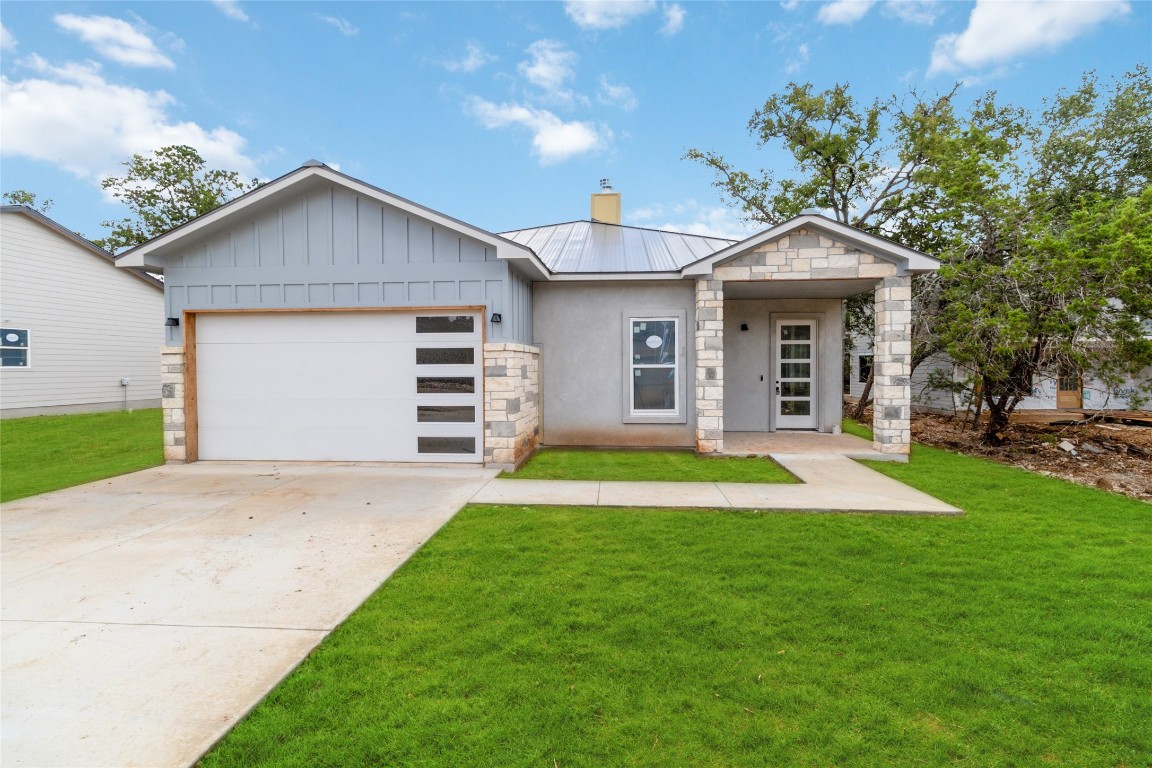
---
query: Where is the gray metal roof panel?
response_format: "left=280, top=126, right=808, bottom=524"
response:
left=499, top=220, right=736, bottom=274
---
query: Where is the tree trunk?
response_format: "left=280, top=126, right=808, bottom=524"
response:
left=852, top=367, right=874, bottom=421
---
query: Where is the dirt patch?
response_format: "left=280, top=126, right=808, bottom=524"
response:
left=855, top=405, right=1152, bottom=502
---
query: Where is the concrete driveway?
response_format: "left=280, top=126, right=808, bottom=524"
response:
left=1, top=462, right=498, bottom=768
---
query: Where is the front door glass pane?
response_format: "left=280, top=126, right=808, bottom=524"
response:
left=780, top=343, right=811, bottom=360
left=780, top=382, right=811, bottom=397
left=780, top=325, right=811, bottom=341
left=780, top=362, right=811, bottom=379
left=780, top=401, right=812, bottom=416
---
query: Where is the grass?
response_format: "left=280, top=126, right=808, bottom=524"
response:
left=0, top=409, right=163, bottom=502
left=507, top=447, right=797, bottom=483
left=200, top=439, right=1152, bottom=767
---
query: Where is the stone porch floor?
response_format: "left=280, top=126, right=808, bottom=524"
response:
left=723, top=430, right=894, bottom=460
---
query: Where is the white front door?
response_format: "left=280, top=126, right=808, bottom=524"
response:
left=773, top=319, right=818, bottom=429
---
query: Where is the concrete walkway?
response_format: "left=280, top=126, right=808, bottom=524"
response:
left=472, top=453, right=962, bottom=515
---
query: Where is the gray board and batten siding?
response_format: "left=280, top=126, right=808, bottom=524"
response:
left=161, top=182, right=532, bottom=345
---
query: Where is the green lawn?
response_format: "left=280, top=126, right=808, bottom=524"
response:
left=200, top=442, right=1152, bottom=767
left=508, top=447, right=797, bottom=483
left=0, top=409, right=163, bottom=502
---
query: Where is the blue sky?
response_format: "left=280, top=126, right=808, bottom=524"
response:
left=1, top=0, right=1148, bottom=244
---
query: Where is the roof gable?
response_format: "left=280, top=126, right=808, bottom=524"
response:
left=116, top=163, right=547, bottom=278
left=681, top=214, right=939, bottom=277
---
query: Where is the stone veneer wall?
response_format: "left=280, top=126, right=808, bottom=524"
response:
left=483, top=342, right=541, bottom=467
left=872, top=275, right=912, bottom=455
left=694, top=278, right=725, bottom=453
left=711, top=229, right=898, bottom=282
left=160, top=346, right=187, bottom=463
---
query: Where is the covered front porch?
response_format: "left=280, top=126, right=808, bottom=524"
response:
left=683, top=215, right=935, bottom=460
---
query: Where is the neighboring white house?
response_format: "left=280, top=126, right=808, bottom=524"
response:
left=1, top=206, right=165, bottom=418
left=848, top=339, right=1151, bottom=413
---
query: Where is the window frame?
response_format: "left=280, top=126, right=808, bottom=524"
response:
left=0, top=327, right=31, bottom=369
left=622, top=310, right=687, bottom=424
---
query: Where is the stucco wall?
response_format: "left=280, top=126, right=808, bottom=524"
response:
left=533, top=280, right=697, bottom=447
left=1, top=212, right=164, bottom=417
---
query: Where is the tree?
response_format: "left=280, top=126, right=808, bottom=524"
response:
left=3, top=189, right=53, bottom=213
left=932, top=68, right=1152, bottom=443
left=93, top=145, right=259, bottom=252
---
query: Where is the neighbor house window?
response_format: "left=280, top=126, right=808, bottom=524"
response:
left=1, top=328, right=29, bottom=367
left=859, top=354, right=873, bottom=383
left=620, top=312, right=688, bottom=425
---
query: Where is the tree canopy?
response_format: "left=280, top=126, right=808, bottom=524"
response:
left=93, top=145, right=259, bottom=253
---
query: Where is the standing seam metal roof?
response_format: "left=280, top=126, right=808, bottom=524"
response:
left=499, top=220, right=736, bottom=274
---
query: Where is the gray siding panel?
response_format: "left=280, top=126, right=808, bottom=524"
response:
left=161, top=180, right=527, bottom=345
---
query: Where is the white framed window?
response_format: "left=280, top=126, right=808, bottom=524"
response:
left=1, top=328, right=30, bottom=368
left=623, top=311, right=687, bottom=424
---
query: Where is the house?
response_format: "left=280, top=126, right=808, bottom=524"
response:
left=1, top=206, right=164, bottom=418
left=849, top=337, right=1152, bottom=414
left=114, top=162, right=941, bottom=466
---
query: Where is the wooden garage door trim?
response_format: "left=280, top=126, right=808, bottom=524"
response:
left=182, top=306, right=487, bottom=463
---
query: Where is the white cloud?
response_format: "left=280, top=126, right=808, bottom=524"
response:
left=443, top=42, right=497, bottom=73
left=597, top=75, right=638, bottom=110
left=1, top=55, right=257, bottom=182
left=518, top=39, right=578, bottom=104
left=629, top=200, right=759, bottom=241
left=1, top=23, right=17, bottom=52
left=318, top=15, right=359, bottom=36
left=466, top=96, right=610, bottom=164
left=519, top=39, right=576, bottom=92
left=779, top=1, right=801, bottom=11
left=785, top=42, right=810, bottom=74
left=816, top=0, right=877, bottom=25
left=211, top=1, right=250, bottom=23
left=53, top=14, right=174, bottom=69
left=661, top=4, right=686, bottom=35
left=929, top=0, right=1129, bottom=76
left=883, top=0, right=941, bottom=25
left=565, top=0, right=657, bottom=30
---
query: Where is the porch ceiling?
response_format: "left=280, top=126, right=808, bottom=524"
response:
left=723, top=278, right=876, bottom=299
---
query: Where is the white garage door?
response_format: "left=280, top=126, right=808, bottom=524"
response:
left=195, top=311, right=483, bottom=462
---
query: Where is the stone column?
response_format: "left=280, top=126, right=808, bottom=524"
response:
left=160, top=346, right=187, bottom=463
left=872, top=275, right=912, bottom=455
left=694, top=278, right=724, bottom=453
left=483, top=342, right=541, bottom=468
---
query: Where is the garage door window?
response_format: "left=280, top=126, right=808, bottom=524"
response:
left=417, top=348, right=475, bottom=365
left=417, top=405, right=476, bottom=422
left=417, top=316, right=475, bottom=334
left=418, top=436, right=477, bottom=454
left=417, top=377, right=475, bottom=394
